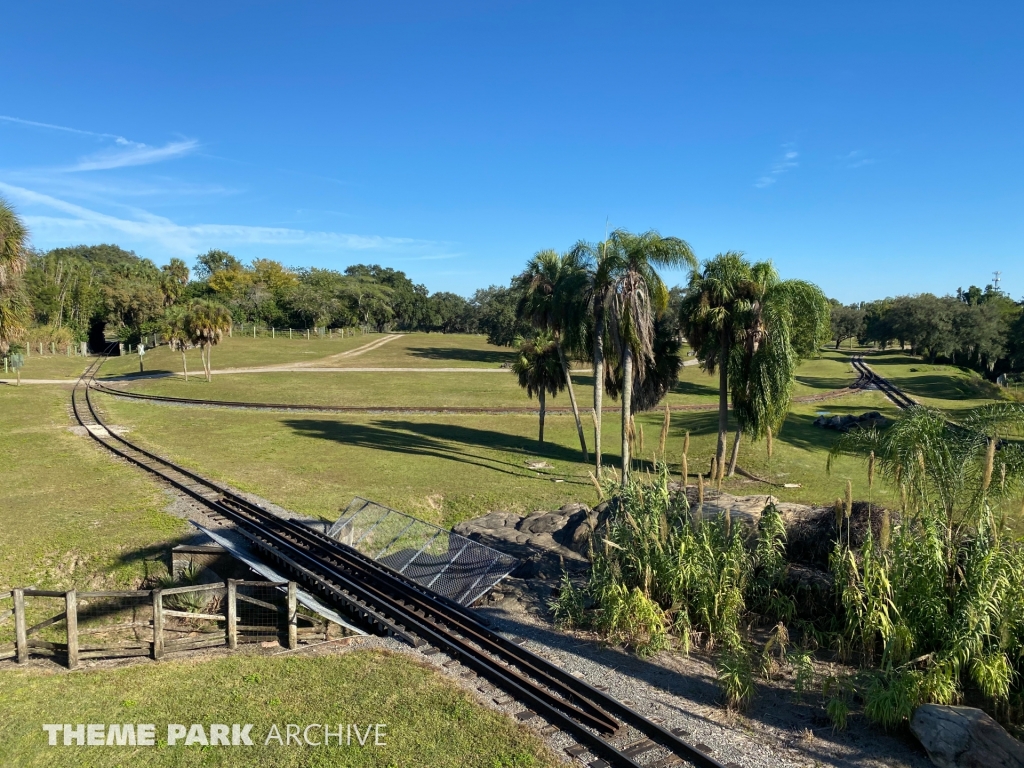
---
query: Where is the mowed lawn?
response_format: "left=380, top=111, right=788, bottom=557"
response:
left=116, top=344, right=859, bottom=411
left=0, top=651, right=556, bottom=768
left=99, top=331, right=375, bottom=378
left=96, top=385, right=893, bottom=524
left=0, top=385, right=187, bottom=594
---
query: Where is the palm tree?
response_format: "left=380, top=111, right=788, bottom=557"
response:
left=0, top=197, right=29, bottom=356
left=187, top=300, right=232, bottom=381
left=516, top=248, right=591, bottom=461
left=162, top=305, right=193, bottom=382
left=680, top=254, right=830, bottom=477
left=512, top=332, right=565, bottom=443
left=160, top=258, right=190, bottom=306
left=605, top=229, right=697, bottom=484
left=588, top=238, right=619, bottom=476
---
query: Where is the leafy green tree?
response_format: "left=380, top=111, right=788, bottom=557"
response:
left=194, top=249, right=243, bottom=280
left=607, top=230, right=696, bottom=483
left=516, top=247, right=592, bottom=461
left=0, top=197, right=29, bottom=355
left=830, top=302, right=865, bottom=349
left=474, top=284, right=530, bottom=347
left=512, top=332, right=565, bottom=443
left=680, top=253, right=829, bottom=477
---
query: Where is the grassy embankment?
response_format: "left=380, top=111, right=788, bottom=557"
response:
left=0, top=651, right=555, bottom=768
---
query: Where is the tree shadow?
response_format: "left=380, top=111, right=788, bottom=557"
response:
left=776, top=412, right=858, bottom=452
left=670, top=380, right=718, bottom=398
left=794, top=375, right=854, bottom=392
left=282, top=418, right=589, bottom=485
left=407, top=346, right=515, bottom=365
left=886, top=374, right=973, bottom=401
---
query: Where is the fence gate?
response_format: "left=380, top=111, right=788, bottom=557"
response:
left=327, top=498, right=519, bottom=606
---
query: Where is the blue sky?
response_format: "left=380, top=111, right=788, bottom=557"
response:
left=1, top=1, right=1021, bottom=301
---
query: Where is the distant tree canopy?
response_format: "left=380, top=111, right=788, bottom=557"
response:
left=19, top=244, right=530, bottom=347
left=12, top=229, right=1024, bottom=384
left=832, top=286, right=1023, bottom=376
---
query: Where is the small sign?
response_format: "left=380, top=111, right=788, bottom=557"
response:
left=137, top=344, right=146, bottom=356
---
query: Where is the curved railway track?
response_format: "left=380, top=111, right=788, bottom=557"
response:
left=850, top=355, right=917, bottom=409
left=73, top=357, right=733, bottom=768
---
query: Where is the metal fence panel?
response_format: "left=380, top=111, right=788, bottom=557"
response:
left=328, top=498, right=518, bottom=606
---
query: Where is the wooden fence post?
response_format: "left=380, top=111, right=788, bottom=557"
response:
left=152, top=589, right=164, bottom=659
left=287, top=582, right=297, bottom=650
left=66, top=591, right=78, bottom=670
left=226, top=580, right=237, bottom=650
left=13, top=588, right=27, bottom=663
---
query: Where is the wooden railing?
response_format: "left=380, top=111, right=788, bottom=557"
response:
left=0, top=580, right=333, bottom=669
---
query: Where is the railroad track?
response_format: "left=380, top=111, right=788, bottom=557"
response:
left=73, top=358, right=733, bottom=768
left=850, top=355, right=917, bottom=409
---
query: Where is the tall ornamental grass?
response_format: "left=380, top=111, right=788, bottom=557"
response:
left=552, top=467, right=790, bottom=709
left=827, top=403, right=1024, bottom=728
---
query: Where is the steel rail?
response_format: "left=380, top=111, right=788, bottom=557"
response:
left=74, top=357, right=732, bottom=768
left=850, top=355, right=917, bottom=409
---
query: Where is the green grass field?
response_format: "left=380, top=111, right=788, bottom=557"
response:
left=114, top=345, right=859, bottom=411
left=0, top=650, right=555, bottom=768
left=0, top=386, right=187, bottom=594
left=1, top=333, right=1013, bottom=767
left=308, top=332, right=517, bottom=368
left=98, top=332, right=375, bottom=379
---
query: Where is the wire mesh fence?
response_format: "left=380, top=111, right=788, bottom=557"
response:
left=328, top=498, right=519, bottom=606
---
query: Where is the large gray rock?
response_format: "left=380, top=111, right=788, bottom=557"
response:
left=453, top=503, right=596, bottom=579
left=911, top=704, right=1024, bottom=768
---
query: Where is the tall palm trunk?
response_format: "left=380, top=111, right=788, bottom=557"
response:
left=593, top=307, right=605, bottom=475
left=715, top=329, right=729, bottom=476
left=180, top=348, right=188, bottom=382
left=727, top=428, right=741, bottom=476
left=621, top=345, right=634, bottom=485
left=538, top=390, right=546, bottom=443
left=556, top=341, right=588, bottom=462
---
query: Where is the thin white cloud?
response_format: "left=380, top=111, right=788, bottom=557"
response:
left=0, top=181, right=433, bottom=257
left=754, top=145, right=799, bottom=188
left=0, top=115, right=197, bottom=172
left=65, top=140, right=199, bottom=172
left=840, top=150, right=876, bottom=169
left=0, top=115, right=141, bottom=146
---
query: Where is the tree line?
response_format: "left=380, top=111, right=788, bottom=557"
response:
left=830, top=287, right=1024, bottom=376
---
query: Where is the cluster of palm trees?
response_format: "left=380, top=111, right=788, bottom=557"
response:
left=162, top=300, right=233, bottom=382
left=512, top=230, right=831, bottom=485
left=0, top=198, right=29, bottom=357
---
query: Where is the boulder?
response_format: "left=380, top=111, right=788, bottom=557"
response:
left=453, top=503, right=594, bottom=579
left=910, top=704, right=1024, bottom=768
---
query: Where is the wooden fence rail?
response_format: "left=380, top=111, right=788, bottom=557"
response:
left=1, top=580, right=327, bottom=669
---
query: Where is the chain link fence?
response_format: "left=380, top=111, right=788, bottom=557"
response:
left=328, top=498, right=518, bottom=606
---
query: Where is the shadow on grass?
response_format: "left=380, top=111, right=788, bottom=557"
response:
left=886, top=374, right=976, bottom=401
left=670, top=380, right=718, bottom=398
left=282, top=418, right=589, bottom=486
left=794, top=375, right=854, bottom=392
left=407, top=346, right=515, bottom=365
